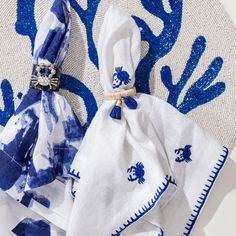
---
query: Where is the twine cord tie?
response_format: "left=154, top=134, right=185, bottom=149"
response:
left=104, top=87, right=138, bottom=120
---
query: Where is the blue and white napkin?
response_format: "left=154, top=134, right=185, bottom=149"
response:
left=67, top=6, right=177, bottom=236
left=0, top=0, right=83, bottom=232
left=67, top=6, right=229, bottom=236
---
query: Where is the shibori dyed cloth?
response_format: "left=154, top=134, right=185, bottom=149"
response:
left=67, top=6, right=229, bottom=236
left=0, top=0, right=83, bottom=234
left=0, top=192, right=65, bottom=236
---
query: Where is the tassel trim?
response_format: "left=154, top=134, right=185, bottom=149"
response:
left=124, top=96, right=137, bottom=109
left=109, top=96, right=137, bottom=120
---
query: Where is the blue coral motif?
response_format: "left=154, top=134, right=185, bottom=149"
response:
left=0, top=79, right=15, bottom=126
left=16, top=0, right=37, bottom=53
left=133, top=0, right=183, bottom=94
left=0, top=0, right=225, bottom=131
left=112, top=67, right=131, bottom=89
left=69, top=0, right=100, bottom=68
left=127, top=162, right=145, bottom=184
left=175, top=145, right=192, bottom=163
left=161, top=36, right=225, bottom=114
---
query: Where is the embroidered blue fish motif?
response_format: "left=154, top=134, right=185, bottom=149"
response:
left=175, top=145, right=192, bottom=163
left=127, top=162, right=145, bottom=184
left=112, top=66, right=131, bottom=89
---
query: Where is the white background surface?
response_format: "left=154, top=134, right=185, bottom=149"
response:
left=191, top=2, right=236, bottom=236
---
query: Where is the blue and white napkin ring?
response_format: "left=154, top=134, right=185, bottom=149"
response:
left=104, top=87, right=138, bottom=120
left=30, top=63, right=61, bottom=91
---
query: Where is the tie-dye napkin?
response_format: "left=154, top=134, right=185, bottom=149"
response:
left=0, top=0, right=83, bottom=234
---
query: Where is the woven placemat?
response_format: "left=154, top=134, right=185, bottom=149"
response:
left=0, top=0, right=235, bottom=149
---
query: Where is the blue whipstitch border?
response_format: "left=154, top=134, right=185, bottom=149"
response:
left=68, top=168, right=80, bottom=180
left=182, top=146, right=229, bottom=236
left=158, top=228, right=164, bottom=236
left=112, top=176, right=176, bottom=236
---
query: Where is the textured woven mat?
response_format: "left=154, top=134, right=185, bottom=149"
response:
left=0, top=0, right=235, bottom=149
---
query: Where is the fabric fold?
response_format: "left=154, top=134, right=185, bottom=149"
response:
left=67, top=6, right=177, bottom=236
left=67, top=5, right=229, bottom=236
left=0, top=0, right=83, bottom=231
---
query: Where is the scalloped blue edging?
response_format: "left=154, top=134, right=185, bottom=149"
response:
left=182, top=146, right=229, bottom=236
left=112, top=175, right=176, bottom=236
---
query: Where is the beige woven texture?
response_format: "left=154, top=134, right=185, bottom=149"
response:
left=0, top=0, right=235, bottom=149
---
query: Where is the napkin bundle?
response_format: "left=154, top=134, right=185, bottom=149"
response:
left=67, top=6, right=229, bottom=236
left=0, top=0, right=83, bottom=231
left=0, top=2, right=229, bottom=235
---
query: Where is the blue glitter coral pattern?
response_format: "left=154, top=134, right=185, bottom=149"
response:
left=2, top=0, right=224, bottom=130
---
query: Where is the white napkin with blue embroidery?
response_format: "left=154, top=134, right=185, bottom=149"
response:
left=67, top=6, right=177, bottom=236
left=0, top=0, right=83, bottom=232
left=67, top=6, right=229, bottom=236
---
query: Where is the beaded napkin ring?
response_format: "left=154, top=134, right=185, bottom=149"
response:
left=104, top=87, right=138, bottom=120
left=30, top=63, right=61, bottom=91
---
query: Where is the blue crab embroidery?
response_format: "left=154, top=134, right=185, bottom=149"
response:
left=127, top=162, right=145, bottom=184
left=112, top=67, right=131, bottom=89
left=175, top=145, right=192, bottom=163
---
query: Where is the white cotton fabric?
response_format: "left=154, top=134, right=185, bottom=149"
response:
left=68, top=95, right=177, bottom=235
left=33, top=0, right=71, bottom=68
left=120, top=95, right=228, bottom=236
left=67, top=6, right=229, bottom=236
left=98, top=6, right=140, bottom=92
left=0, top=192, right=66, bottom=236
left=67, top=6, right=176, bottom=236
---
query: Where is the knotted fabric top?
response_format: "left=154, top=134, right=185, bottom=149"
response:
left=67, top=6, right=177, bottom=235
left=0, top=0, right=83, bottom=230
left=98, top=5, right=140, bottom=93
left=33, top=0, right=71, bottom=68
left=67, top=6, right=229, bottom=236
left=98, top=6, right=141, bottom=120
